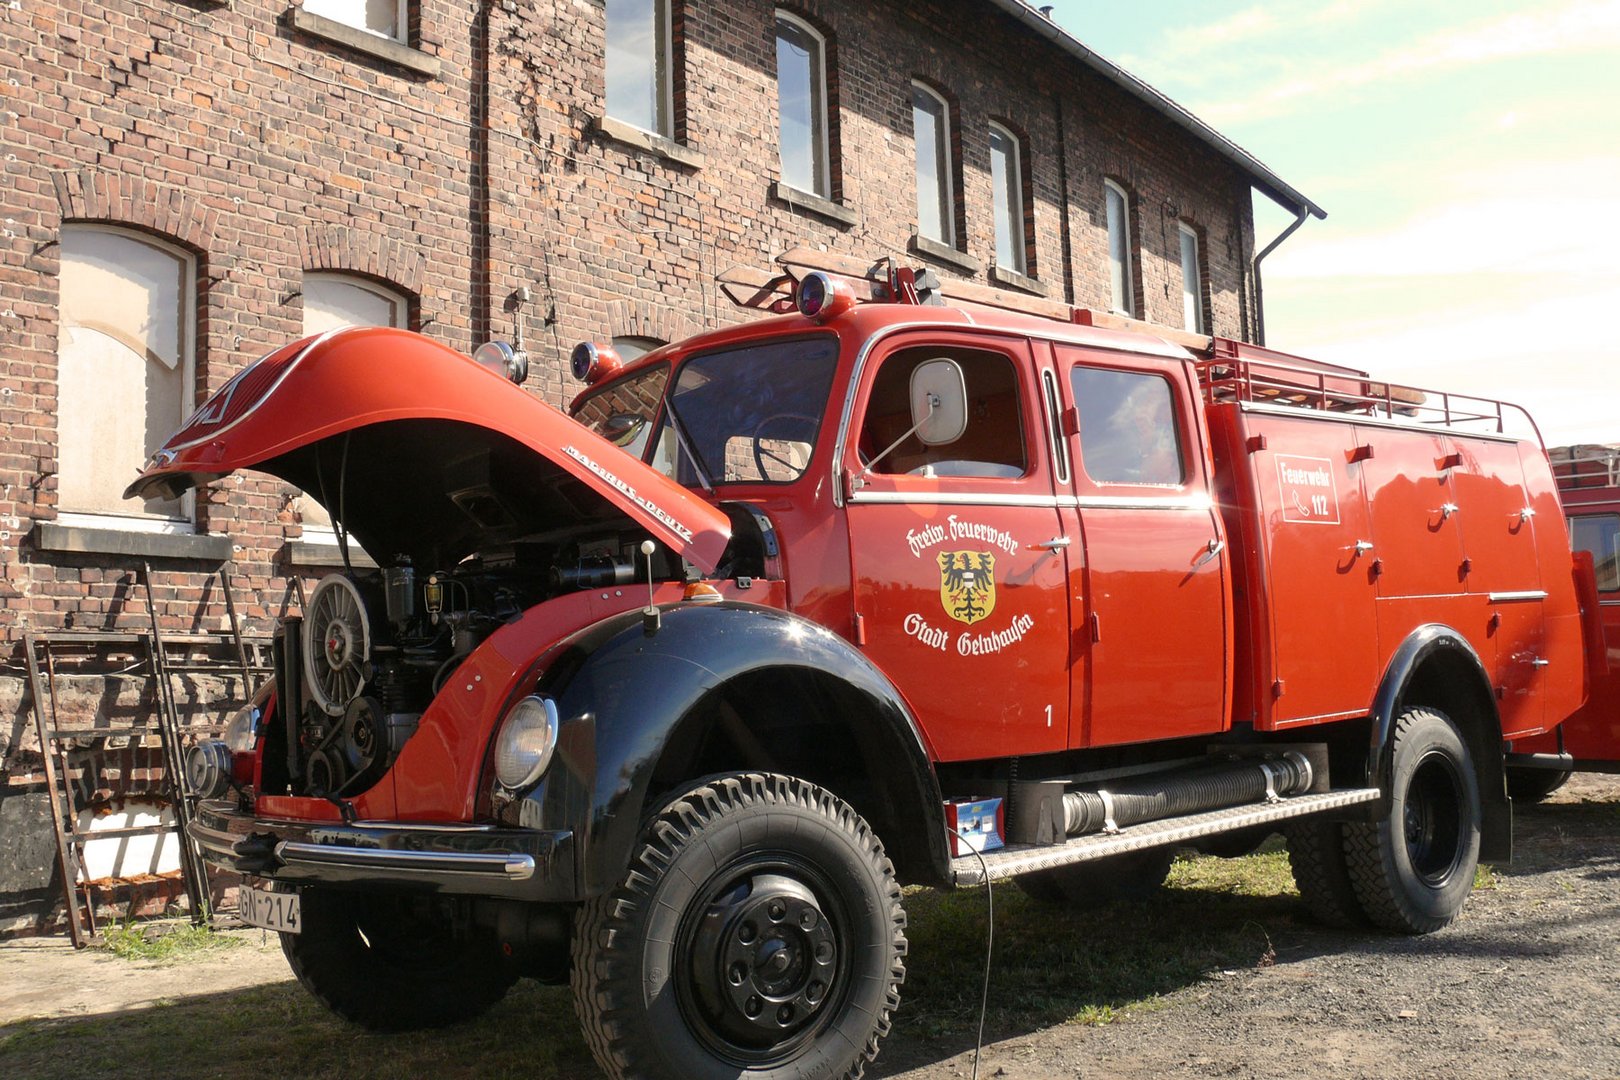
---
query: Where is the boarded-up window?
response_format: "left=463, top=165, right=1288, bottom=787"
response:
left=300, top=273, right=408, bottom=537
left=58, top=226, right=194, bottom=523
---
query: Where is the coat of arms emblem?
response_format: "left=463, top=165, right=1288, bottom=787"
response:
left=938, top=550, right=996, bottom=625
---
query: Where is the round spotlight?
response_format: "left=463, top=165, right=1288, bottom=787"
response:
left=570, top=341, right=623, bottom=385
left=796, top=272, right=855, bottom=322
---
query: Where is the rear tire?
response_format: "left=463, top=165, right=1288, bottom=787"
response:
left=1015, top=847, right=1174, bottom=908
left=1285, top=819, right=1368, bottom=929
left=572, top=772, right=906, bottom=1080
left=280, top=887, right=516, bottom=1031
left=1344, top=708, right=1481, bottom=934
left=1506, top=766, right=1571, bottom=803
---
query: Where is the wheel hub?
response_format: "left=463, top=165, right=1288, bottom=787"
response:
left=1404, top=751, right=1463, bottom=886
left=690, top=872, right=838, bottom=1051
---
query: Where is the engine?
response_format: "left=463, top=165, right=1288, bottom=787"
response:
left=274, top=562, right=528, bottom=798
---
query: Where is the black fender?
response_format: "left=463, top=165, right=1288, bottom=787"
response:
left=1365, top=623, right=1509, bottom=861
left=519, top=601, right=948, bottom=895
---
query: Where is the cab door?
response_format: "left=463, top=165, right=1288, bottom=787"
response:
left=1054, top=346, right=1230, bottom=748
left=843, top=332, right=1071, bottom=761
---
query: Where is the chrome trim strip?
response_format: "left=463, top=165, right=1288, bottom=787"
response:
left=846, top=490, right=1214, bottom=511
left=275, top=840, right=536, bottom=881
left=164, top=326, right=355, bottom=454
left=1235, top=400, right=1529, bottom=445
left=1076, top=493, right=1213, bottom=511
left=1487, top=590, right=1549, bottom=604
left=848, top=490, right=1068, bottom=508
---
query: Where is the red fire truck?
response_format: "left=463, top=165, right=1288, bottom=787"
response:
left=1503, top=447, right=1620, bottom=797
left=129, top=257, right=1590, bottom=1080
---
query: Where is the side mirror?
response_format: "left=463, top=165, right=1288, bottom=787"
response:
left=910, top=358, right=967, bottom=446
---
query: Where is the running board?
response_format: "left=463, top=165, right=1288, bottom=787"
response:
left=950, top=788, right=1381, bottom=887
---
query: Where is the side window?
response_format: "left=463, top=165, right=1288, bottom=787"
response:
left=860, top=346, right=1026, bottom=479
left=58, top=225, right=195, bottom=526
left=1071, top=366, right=1184, bottom=486
left=1571, top=514, right=1620, bottom=592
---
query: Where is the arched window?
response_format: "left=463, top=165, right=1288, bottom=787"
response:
left=775, top=12, right=830, bottom=199
left=912, top=82, right=955, bottom=246
left=304, top=273, right=408, bottom=333
left=612, top=335, right=666, bottom=361
left=299, top=273, right=408, bottom=547
left=57, top=225, right=195, bottom=529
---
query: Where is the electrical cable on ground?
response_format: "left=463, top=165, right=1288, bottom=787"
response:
left=944, top=824, right=995, bottom=1080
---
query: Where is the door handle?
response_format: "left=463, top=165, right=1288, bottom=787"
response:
left=1354, top=540, right=1375, bottom=556
left=1032, top=536, right=1071, bottom=551
left=1531, top=658, right=1551, bottom=668
left=1437, top=503, right=1459, bottom=520
left=1194, top=538, right=1225, bottom=567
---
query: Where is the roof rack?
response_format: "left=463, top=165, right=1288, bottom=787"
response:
left=718, top=248, right=1538, bottom=442
left=1549, top=445, right=1620, bottom=489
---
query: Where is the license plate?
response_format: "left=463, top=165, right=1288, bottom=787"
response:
left=241, top=882, right=301, bottom=934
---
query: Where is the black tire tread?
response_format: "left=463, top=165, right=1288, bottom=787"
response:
left=281, top=889, right=516, bottom=1032
left=571, top=772, right=907, bottom=1080
left=1343, top=707, right=1478, bottom=935
left=1015, top=847, right=1174, bottom=908
left=1285, top=819, right=1368, bottom=929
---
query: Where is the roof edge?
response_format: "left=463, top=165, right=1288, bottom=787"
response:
left=984, top=0, right=1326, bottom=221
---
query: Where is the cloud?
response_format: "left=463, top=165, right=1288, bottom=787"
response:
left=1196, top=0, right=1620, bottom=123
left=1263, top=173, right=1620, bottom=283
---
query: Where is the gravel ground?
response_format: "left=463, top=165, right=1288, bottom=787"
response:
left=2, top=776, right=1616, bottom=1080
left=875, top=774, right=1620, bottom=1080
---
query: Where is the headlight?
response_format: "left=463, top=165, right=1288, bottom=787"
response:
left=224, top=700, right=261, bottom=753
left=494, top=695, right=560, bottom=790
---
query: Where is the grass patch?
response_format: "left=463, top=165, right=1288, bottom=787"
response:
left=895, top=846, right=1301, bottom=1041
left=100, top=921, right=243, bottom=964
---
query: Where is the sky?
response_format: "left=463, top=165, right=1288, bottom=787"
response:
left=1044, top=0, right=1620, bottom=447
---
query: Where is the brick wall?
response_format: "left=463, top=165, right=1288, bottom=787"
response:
left=0, top=0, right=1265, bottom=932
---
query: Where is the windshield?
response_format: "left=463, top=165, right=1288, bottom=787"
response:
left=571, top=362, right=670, bottom=460
left=653, top=336, right=840, bottom=486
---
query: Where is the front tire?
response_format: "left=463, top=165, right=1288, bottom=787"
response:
left=280, top=887, right=516, bottom=1031
left=572, top=772, right=907, bottom=1080
left=1345, top=708, right=1481, bottom=934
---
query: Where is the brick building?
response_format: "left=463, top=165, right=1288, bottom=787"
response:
left=0, top=0, right=1318, bottom=931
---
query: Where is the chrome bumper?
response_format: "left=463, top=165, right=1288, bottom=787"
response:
left=189, top=799, right=574, bottom=900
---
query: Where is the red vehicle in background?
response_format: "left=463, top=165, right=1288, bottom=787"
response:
left=127, top=253, right=1593, bottom=1080
left=1505, top=446, right=1620, bottom=798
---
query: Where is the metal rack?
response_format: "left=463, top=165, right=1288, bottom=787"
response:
left=23, top=564, right=271, bottom=947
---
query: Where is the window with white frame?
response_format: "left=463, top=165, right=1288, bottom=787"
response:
left=299, top=273, right=408, bottom=543
left=1104, top=179, right=1135, bottom=317
left=989, top=122, right=1025, bottom=274
left=606, top=0, right=673, bottom=137
left=1179, top=223, right=1205, bottom=333
left=775, top=12, right=830, bottom=199
left=57, top=225, right=195, bottom=530
left=302, top=0, right=407, bottom=43
left=912, top=82, right=954, bottom=246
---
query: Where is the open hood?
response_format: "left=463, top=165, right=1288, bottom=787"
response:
left=125, top=327, right=731, bottom=571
